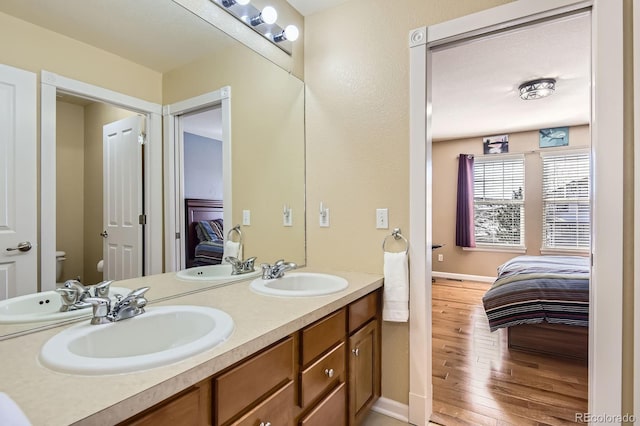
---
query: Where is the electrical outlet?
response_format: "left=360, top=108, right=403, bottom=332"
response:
left=376, top=208, right=389, bottom=229
left=320, top=208, right=330, bottom=227
left=438, top=253, right=444, bottom=262
left=242, top=210, right=251, bottom=226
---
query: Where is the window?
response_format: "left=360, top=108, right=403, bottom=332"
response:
left=542, top=151, right=590, bottom=251
left=473, top=155, right=525, bottom=247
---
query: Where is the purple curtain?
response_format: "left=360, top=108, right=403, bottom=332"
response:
left=456, top=154, right=476, bottom=248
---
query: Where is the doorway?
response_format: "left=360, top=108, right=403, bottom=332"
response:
left=408, top=1, right=625, bottom=424
left=40, top=71, right=163, bottom=292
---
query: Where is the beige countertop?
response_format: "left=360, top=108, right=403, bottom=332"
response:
left=0, top=267, right=383, bottom=426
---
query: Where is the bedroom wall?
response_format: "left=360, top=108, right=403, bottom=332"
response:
left=304, top=0, right=513, bottom=406
left=183, top=132, right=223, bottom=200
left=432, top=125, right=590, bottom=278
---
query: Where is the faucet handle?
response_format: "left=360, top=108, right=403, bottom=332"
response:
left=84, top=297, right=111, bottom=325
left=93, top=280, right=114, bottom=298
left=127, top=287, right=150, bottom=298
left=243, top=257, right=257, bottom=271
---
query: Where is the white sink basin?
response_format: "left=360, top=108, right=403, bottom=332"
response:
left=0, top=287, right=130, bottom=324
left=176, top=264, right=260, bottom=282
left=250, top=272, right=348, bottom=297
left=39, top=305, right=234, bottom=375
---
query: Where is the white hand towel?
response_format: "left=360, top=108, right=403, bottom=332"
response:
left=382, top=251, right=409, bottom=322
left=222, top=240, right=241, bottom=264
left=0, top=393, right=31, bottom=426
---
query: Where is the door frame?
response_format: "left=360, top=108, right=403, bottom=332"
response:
left=409, top=0, right=624, bottom=424
left=40, top=70, right=163, bottom=291
left=163, top=87, right=232, bottom=272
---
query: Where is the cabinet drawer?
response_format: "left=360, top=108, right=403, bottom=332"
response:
left=298, top=382, right=346, bottom=426
left=216, top=337, right=294, bottom=425
left=231, top=381, right=294, bottom=426
left=301, top=308, right=346, bottom=366
left=348, top=291, right=378, bottom=334
left=300, top=341, right=345, bottom=408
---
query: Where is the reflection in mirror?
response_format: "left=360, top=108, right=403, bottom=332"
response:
left=0, top=0, right=305, bottom=339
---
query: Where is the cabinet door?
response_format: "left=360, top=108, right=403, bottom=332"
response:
left=299, top=382, right=346, bottom=426
left=349, top=320, right=379, bottom=424
left=121, top=380, right=211, bottom=426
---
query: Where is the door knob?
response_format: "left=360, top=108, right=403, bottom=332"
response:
left=100, top=230, right=108, bottom=238
left=6, top=241, right=32, bottom=252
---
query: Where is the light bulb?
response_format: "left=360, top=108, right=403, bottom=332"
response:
left=261, top=6, right=278, bottom=24
left=284, top=25, right=299, bottom=41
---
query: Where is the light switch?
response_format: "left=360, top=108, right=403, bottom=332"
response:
left=319, top=202, right=330, bottom=227
left=283, top=205, right=292, bottom=227
left=242, top=210, right=251, bottom=226
left=376, top=208, right=389, bottom=229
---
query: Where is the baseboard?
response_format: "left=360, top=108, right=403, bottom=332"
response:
left=371, top=397, right=409, bottom=422
left=431, top=271, right=495, bottom=283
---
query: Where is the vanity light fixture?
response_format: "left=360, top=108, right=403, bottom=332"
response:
left=250, top=6, right=278, bottom=26
left=209, top=0, right=297, bottom=55
left=518, top=78, right=556, bottom=100
left=273, top=25, right=299, bottom=42
left=221, top=0, right=249, bottom=7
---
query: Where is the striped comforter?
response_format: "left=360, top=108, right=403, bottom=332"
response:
left=193, top=240, right=224, bottom=266
left=482, top=255, right=589, bottom=332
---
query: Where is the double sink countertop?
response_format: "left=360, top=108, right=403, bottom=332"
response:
left=0, top=267, right=383, bottom=426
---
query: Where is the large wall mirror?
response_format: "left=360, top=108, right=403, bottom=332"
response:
left=0, top=0, right=305, bottom=338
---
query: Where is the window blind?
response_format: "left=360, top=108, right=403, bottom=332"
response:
left=542, top=151, right=590, bottom=250
left=473, top=155, right=525, bottom=247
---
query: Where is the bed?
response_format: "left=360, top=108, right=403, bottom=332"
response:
left=482, top=255, right=589, bottom=359
left=185, top=198, right=224, bottom=268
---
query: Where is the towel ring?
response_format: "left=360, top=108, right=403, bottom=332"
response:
left=227, top=224, right=243, bottom=245
left=382, top=228, right=409, bottom=254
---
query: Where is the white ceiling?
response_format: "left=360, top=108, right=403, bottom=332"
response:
left=0, top=1, right=590, bottom=140
left=432, top=12, right=590, bottom=140
left=285, top=0, right=350, bottom=16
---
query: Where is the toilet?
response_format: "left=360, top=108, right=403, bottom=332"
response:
left=56, top=251, right=66, bottom=283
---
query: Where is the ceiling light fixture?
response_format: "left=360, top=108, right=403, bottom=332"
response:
left=518, top=78, right=556, bottom=100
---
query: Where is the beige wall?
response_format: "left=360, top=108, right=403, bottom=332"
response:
left=304, top=0, right=513, bottom=404
left=56, top=102, right=85, bottom=282
left=0, top=12, right=161, bottom=103
left=163, top=43, right=306, bottom=266
left=432, top=125, right=590, bottom=277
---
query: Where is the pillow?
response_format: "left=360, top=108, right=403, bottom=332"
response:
left=195, top=220, right=220, bottom=242
left=209, top=219, right=224, bottom=241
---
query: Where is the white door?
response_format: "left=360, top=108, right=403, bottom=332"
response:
left=0, top=65, right=37, bottom=299
left=102, top=116, right=143, bottom=280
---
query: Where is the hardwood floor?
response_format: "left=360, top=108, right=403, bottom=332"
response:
left=431, top=278, right=588, bottom=426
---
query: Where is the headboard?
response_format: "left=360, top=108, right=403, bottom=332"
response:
left=185, top=198, right=224, bottom=267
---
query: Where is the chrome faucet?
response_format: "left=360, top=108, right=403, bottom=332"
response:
left=261, top=259, right=297, bottom=280
left=56, top=279, right=114, bottom=312
left=225, top=256, right=257, bottom=275
left=85, top=287, right=149, bottom=325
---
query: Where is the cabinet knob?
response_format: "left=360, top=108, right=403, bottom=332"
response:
left=324, top=368, right=334, bottom=378
left=352, top=348, right=360, bottom=357
left=259, top=422, right=271, bottom=426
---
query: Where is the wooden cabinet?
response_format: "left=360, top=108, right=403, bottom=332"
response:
left=121, top=289, right=381, bottom=426
left=348, top=291, right=381, bottom=425
left=119, top=380, right=211, bottom=426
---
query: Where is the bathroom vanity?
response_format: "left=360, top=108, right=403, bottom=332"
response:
left=0, top=268, right=383, bottom=425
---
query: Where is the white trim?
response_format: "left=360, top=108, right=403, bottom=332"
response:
left=40, top=71, right=163, bottom=291
left=371, top=397, right=409, bottom=423
left=463, top=246, right=526, bottom=254
left=163, top=87, right=232, bottom=272
left=409, top=1, right=624, bottom=424
left=432, top=272, right=496, bottom=284
left=633, top=0, right=640, bottom=419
